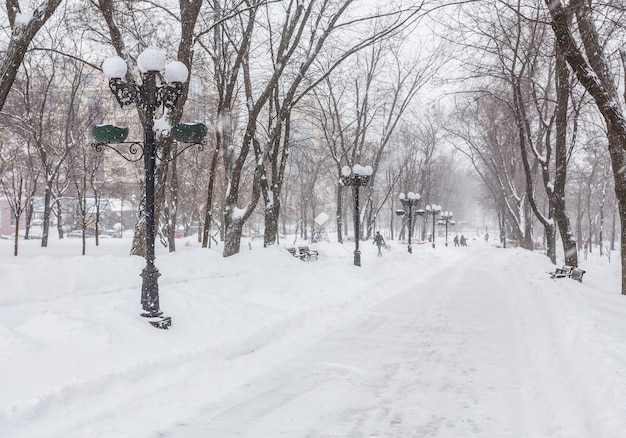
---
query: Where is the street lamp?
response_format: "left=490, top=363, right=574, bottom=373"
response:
left=340, top=164, right=373, bottom=266
left=94, top=48, right=206, bottom=329
left=439, top=211, right=454, bottom=246
left=425, top=204, right=441, bottom=248
left=398, top=191, right=420, bottom=253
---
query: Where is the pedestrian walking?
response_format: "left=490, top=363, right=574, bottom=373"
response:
left=453, top=235, right=459, bottom=247
left=373, top=231, right=386, bottom=256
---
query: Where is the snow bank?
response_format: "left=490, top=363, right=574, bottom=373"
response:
left=0, top=236, right=624, bottom=437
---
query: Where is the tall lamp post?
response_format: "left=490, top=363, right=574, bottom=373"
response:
left=340, top=164, right=373, bottom=266
left=398, top=192, right=420, bottom=253
left=95, top=48, right=206, bottom=329
left=425, top=204, right=441, bottom=248
left=440, top=211, right=454, bottom=246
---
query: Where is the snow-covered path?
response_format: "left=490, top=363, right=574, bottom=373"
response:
left=2, top=239, right=626, bottom=438
left=161, top=249, right=584, bottom=437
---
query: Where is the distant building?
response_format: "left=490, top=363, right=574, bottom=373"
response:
left=0, top=197, right=26, bottom=236
left=85, top=197, right=136, bottom=231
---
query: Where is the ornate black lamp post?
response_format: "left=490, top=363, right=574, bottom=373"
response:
left=94, top=48, right=206, bottom=328
left=398, top=192, right=420, bottom=253
left=340, top=164, right=372, bottom=266
left=439, top=210, right=454, bottom=246
left=425, top=204, right=441, bottom=248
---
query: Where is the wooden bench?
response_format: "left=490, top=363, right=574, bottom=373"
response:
left=287, top=246, right=319, bottom=261
left=550, top=265, right=586, bottom=282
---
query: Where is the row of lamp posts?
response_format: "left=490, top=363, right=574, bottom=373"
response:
left=397, top=195, right=454, bottom=250
left=341, top=175, right=456, bottom=265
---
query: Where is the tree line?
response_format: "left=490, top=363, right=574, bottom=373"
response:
left=0, top=1, right=625, bottom=294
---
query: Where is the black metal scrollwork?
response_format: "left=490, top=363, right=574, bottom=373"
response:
left=108, top=78, right=139, bottom=108
left=158, top=83, right=183, bottom=111
left=174, top=141, right=205, bottom=158
left=153, top=140, right=206, bottom=162
left=91, top=142, right=145, bottom=162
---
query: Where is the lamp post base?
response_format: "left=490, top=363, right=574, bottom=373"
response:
left=145, top=315, right=172, bottom=329
left=408, top=245, right=412, bottom=254
left=140, top=263, right=163, bottom=319
left=353, top=249, right=361, bottom=267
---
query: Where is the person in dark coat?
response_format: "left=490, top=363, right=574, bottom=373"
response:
left=460, top=235, right=467, bottom=247
left=453, top=235, right=459, bottom=247
left=373, top=231, right=385, bottom=256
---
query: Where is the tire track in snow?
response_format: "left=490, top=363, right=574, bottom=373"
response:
left=161, top=248, right=534, bottom=437
left=1, top=252, right=458, bottom=438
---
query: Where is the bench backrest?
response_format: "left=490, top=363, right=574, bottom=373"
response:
left=571, top=268, right=585, bottom=281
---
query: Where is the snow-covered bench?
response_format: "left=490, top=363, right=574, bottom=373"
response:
left=287, top=246, right=318, bottom=261
left=550, top=265, right=585, bottom=282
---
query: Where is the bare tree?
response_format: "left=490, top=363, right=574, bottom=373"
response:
left=447, top=96, right=529, bottom=246
left=448, top=0, right=582, bottom=263
left=94, top=0, right=203, bottom=255
left=390, top=115, right=456, bottom=242
left=2, top=50, right=93, bottom=247
left=285, top=124, right=333, bottom=242
left=306, top=33, right=438, bottom=245
left=203, top=0, right=430, bottom=256
left=0, top=0, right=64, bottom=112
left=0, top=144, right=29, bottom=255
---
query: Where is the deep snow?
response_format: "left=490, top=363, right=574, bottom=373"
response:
left=0, top=234, right=625, bottom=437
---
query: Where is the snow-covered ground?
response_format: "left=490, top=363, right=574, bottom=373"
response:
left=0, top=235, right=625, bottom=437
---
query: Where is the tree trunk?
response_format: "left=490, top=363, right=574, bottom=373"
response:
left=398, top=219, right=406, bottom=242
left=511, top=78, right=546, bottom=255
left=336, top=183, right=345, bottom=243
left=95, top=200, right=100, bottom=247
left=13, top=213, right=20, bottom=256
left=498, top=209, right=507, bottom=248
left=223, top=216, right=244, bottom=257
left=167, top=147, right=179, bottom=253
left=56, top=202, right=64, bottom=239
left=599, top=196, right=604, bottom=257
left=611, top=207, right=616, bottom=251
left=41, top=186, right=52, bottom=248
left=545, top=221, right=557, bottom=264
left=202, top=142, right=220, bottom=248
left=520, top=199, right=533, bottom=250
left=552, top=42, right=578, bottom=266
left=263, top=202, right=280, bottom=247
left=131, top=194, right=146, bottom=257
